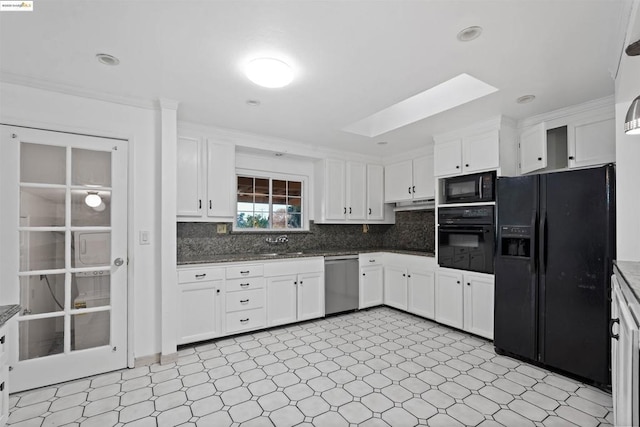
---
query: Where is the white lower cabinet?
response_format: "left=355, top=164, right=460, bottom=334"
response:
left=177, top=267, right=224, bottom=345
left=436, top=268, right=494, bottom=339
left=359, top=253, right=384, bottom=308
left=408, top=270, right=436, bottom=319
left=265, top=258, right=325, bottom=328
left=384, top=254, right=437, bottom=318
left=0, top=322, right=9, bottom=426
left=384, top=265, right=408, bottom=311
left=611, top=273, right=639, bottom=427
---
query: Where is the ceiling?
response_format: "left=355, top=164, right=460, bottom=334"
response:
left=0, top=1, right=627, bottom=157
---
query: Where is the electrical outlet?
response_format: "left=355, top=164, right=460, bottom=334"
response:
left=362, top=224, right=369, bottom=234
left=217, top=224, right=227, bottom=234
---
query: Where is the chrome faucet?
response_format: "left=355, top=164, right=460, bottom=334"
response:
left=265, top=235, right=289, bottom=244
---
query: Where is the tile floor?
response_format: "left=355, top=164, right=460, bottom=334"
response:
left=8, top=307, right=613, bottom=427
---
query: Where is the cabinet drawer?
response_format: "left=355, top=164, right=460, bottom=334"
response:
left=359, top=253, right=384, bottom=266
left=226, top=277, right=265, bottom=292
left=178, top=268, right=223, bottom=284
left=226, top=264, right=264, bottom=279
left=226, top=289, right=265, bottom=313
left=226, top=308, right=265, bottom=334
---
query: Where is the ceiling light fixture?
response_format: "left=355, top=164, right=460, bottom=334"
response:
left=516, top=94, right=536, bottom=104
left=457, top=26, right=483, bottom=42
left=85, top=192, right=102, bottom=208
left=96, top=53, right=120, bottom=66
left=245, top=57, right=294, bottom=88
left=624, top=95, right=640, bottom=135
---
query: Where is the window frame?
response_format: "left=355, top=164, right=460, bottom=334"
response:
left=233, top=169, right=309, bottom=232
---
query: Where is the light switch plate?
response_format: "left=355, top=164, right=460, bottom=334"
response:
left=217, top=224, right=227, bottom=234
left=139, top=231, right=150, bottom=245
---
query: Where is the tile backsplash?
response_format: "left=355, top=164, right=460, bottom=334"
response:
left=177, top=210, right=435, bottom=263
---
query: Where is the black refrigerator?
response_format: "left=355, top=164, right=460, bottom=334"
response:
left=494, top=164, right=615, bottom=387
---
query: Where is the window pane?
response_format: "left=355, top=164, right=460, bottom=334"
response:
left=20, top=274, right=65, bottom=314
left=21, top=143, right=66, bottom=185
left=272, top=212, right=286, bottom=229
left=19, top=316, right=65, bottom=360
left=272, top=196, right=286, bottom=206
left=237, top=193, right=253, bottom=203
left=273, top=180, right=286, bottom=196
left=19, top=231, right=65, bottom=272
left=255, top=179, right=269, bottom=195
left=238, top=176, right=254, bottom=194
left=72, top=148, right=111, bottom=187
left=72, top=310, right=110, bottom=351
left=20, top=187, right=65, bottom=227
left=255, top=194, right=269, bottom=204
left=288, top=214, right=302, bottom=229
left=236, top=212, right=254, bottom=228
left=71, top=190, right=111, bottom=227
left=288, top=197, right=302, bottom=210
left=288, top=181, right=302, bottom=197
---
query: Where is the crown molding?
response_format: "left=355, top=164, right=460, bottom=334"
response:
left=0, top=70, right=157, bottom=110
left=517, top=95, right=615, bottom=129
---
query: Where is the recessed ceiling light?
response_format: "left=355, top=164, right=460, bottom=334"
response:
left=516, top=94, right=536, bottom=104
left=245, top=57, right=294, bottom=88
left=457, top=26, right=483, bottom=42
left=96, top=53, right=120, bottom=66
left=377, top=141, right=388, bottom=145
left=246, top=99, right=261, bottom=107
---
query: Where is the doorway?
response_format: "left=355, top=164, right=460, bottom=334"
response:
left=0, top=126, right=128, bottom=392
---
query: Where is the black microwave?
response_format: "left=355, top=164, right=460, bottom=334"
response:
left=442, top=171, right=496, bottom=204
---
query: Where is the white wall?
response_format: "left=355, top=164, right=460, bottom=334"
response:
left=615, top=4, right=640, bottom=262
left=0, top=82, right=162, bottom=359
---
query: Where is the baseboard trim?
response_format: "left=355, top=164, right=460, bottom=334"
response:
left=160, top=352, right=179, bottom=365
left=134, top=353, right=160, bottom=367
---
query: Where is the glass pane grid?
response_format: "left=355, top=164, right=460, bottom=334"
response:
left=236, top=176, right=303, bottom=230
left=18, top=143, right=113, bottom=359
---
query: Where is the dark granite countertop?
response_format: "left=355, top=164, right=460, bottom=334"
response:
left=615, top=261, right=640, bottom=303
left=0, top=304, right=20, bottom=328
left=178, top=248, right=435, bottom=266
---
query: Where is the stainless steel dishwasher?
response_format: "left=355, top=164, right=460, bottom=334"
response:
left=324, top=255, right=359, bottom=315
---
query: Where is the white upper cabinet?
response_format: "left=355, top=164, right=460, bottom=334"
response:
left=433, top=139, right=463, bottom=177
left=518, top=97, right=615, bottom=175
left=366, top=164, right=385, bottom=220
left=384, top=154, right=434, bottom=203
left=433, top=116, right=517, bottom=178
left=315, top=159, right=390, bottom=223
left=177, top=136, right=236, bottom=221
left=177, top=137, right=202, bottom=217
left=519, top=123, right=547, bottom=175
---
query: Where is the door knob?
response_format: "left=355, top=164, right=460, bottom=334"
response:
left=114, top=258, right=124, bottom=267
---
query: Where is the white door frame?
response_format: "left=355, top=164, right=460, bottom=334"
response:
left=0, top=121, right=136, bottom=387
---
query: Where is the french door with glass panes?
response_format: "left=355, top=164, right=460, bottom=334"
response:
left=0, top=126, right=128, bottom=392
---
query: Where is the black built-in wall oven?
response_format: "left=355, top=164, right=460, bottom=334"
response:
left=438, top=205, right=495, bottom=274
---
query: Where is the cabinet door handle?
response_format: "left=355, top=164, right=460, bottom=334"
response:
left=0, top=335, right=5, bottom=344
left=240, top=299, right=249, bottom=304
left=610, top=318, right=620, bottom=340
left=568, top=156, right=575, bottom=160
left=216, top=289, right=220, bottom=294
left=537, top=157, right=542, bottom=161
left=408, top=187, right=412, bottom=194
left=240, top=271, right=250, bottom=275
left=195, top=274, right=207, bottom=279
left=465, top=164, right=469, bottom=168
left=407, top=274, right=411, bottom=278
left=0, top=382, right=4, bottom=392
left=412, top=186, right=415, bottom=194
left=467, top=282, right=470, bottom=286
left=240, top=318, right=249, bottom=323
left=240, top=283, right=250, bottom=287
left=199, top=199, right=202, bottom=209
left=300, top=280, right=303, bottom=285
left=349, top=207, right=352, bottom=214
left=456, top=280, right=461, bottom=284
left=344, top=207, right=347, bottom=214
left=209, top=200, right=212, bottom=209
left=362, top=273, right=366, bottom=276
left=402, top=273, right=406, bottom=277
left=455, top=165, right=460, bottom=169
left=294, top=281, right=298, bottom=285
left=368, top=208, right=372, bottom=215
left=369, top=259, right=375, bottom=263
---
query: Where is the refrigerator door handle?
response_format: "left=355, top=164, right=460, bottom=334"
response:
left=540, top=212, right=547, bottom=273
left=529, top=210, right=537, bottom=273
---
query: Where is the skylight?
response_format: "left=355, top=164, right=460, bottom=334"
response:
left=342, top=73, right=499, bottom=138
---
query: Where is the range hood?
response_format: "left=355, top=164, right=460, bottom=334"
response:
left=392, top=198, right=435, bottom=211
